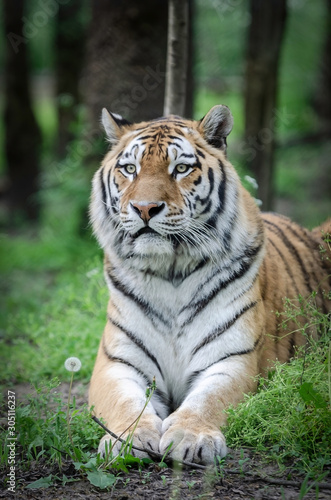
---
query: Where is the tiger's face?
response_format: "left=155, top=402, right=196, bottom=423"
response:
left=91, top=106, right=242, bottom=265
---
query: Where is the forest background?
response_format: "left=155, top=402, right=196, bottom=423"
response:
left=0, top=0, right=330, bottom=453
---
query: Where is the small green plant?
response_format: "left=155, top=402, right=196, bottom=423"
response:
left=186, top=479, right=196, bottom=491
left=238, top=449, right=250, bottom=475
left=0, top=377, right=104, bottom=472
left=224, top=290, right=331, bottom=475
left=100, top=377, right=157, bottom=468
left=298, top=471, right=329, bottom=499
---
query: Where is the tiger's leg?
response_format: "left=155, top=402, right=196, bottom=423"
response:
left=159, top=353, right=259, bottom=465
left=89, top=327, right=163, bottom=458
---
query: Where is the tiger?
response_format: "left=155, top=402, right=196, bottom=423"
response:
left=89, top=105, right=331, bottom=465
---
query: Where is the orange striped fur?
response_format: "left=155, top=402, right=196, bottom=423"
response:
left=89, top=106, right=331, bottom=464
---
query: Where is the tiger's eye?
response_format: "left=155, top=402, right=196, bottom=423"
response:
left=125, top=164, right=136, bottom=174
left=175, top=164, right=190, bottom=174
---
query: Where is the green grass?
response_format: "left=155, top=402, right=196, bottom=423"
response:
left=224, top=291, right=331, bottom=474
left=1, top=378, right=104, bottom=468
left=1, top=250, right=106, bottom=383
left=0, top=137, right=106, bottom=384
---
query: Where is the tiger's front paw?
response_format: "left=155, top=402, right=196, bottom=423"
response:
left=159, top=413, right=227, bottom=465
left=98, top=415, right=162, bottom=459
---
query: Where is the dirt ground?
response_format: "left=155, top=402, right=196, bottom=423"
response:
left=1, top=383, right=330, bottom=500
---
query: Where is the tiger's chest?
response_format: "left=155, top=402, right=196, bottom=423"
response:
left=105, top=254, right=262, bottom=407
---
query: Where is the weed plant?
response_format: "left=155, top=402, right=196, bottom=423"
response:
left=0, top=378, right=103, bottom=468
left=0, top=376, right=158, bottom=490
left=224, top=291, right=331, bottom=474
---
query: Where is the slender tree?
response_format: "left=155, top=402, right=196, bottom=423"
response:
left=244, top=0, right=287, bottom=210
left=3, top=0, right=41, bottom=221
left=164, top=0, right=190, bottom=116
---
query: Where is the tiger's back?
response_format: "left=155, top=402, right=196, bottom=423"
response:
left=259, top=213, right=330, bottom=369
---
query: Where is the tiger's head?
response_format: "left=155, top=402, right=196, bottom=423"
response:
left=90, top=105, right=262, bottom=272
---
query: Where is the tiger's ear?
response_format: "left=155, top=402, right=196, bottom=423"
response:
left=198, top=105, right=233, bottom=152
left=101, top=108, right=132, bottom=145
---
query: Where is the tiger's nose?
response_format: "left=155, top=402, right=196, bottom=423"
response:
left=130, top=202, right=165, bottom=223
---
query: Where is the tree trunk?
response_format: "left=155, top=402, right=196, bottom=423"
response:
left=82, top=0, right=168, bottom=130
left=3, top=0, right=41, bottom=222
left=55, top=0, right=86, bottom=157
left=164, top=0, right=189, bottom=116
left=313, top=0, right=331, bottom=136
left=244, top=0, right=287, bottom=210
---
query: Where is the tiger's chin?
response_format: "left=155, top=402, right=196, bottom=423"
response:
left=132, top=233, right=174, bottom=258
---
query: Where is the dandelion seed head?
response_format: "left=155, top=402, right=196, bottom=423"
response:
left=65, top=357, right=82, bottom=372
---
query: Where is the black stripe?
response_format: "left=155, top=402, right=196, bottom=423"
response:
left=226, top=271, right=259, bottom=307
left=178, top=153, right=194, bottom=158
left=199, top=168, right=215, bottom=206
left=222, top=211, right=237, bottom=252
left=106, top=267, right=171, bottom=328
left=191, top=301, right=257, bottom=357
left=181, top=243, right=262, bottom=327
left=282, top=223, right=322, bottom=284
left=108, top=316, right=164, bottom=378
left=205, top=160, right=227, bottom=228
left=260, top=260, right=268, bottom=301
left=268, top=238, right=300, bottom=296
left=280, top=222, right=329, bottom=314
left=169, top=257, right=210, bottom=286
left=188, top=333, right=262, bottom=387
left=137, top=135, right=153, bottom=140
left=143, top=257, right=210, bottom=287
left=188, top=371, right=231, bottom=389
left=183, top=193, right=193, bottom=213
left=168, top=135, right=183, bottom=141
left=154, top=389, right=176, bottom=413
left=103, top=344, right=169, bottom=414
left=264, top=220, right=315, bottom=295
left=99, top=168, right=109, bottom=216
left=217, top=160, right=226, bottom=214
left=185, top=240, right=262, bottom=306
left=107, top=169, right=118, bottom=215
left=103, top=343, right=151, bottom=385
left=200, top=199, right=212, bottom=215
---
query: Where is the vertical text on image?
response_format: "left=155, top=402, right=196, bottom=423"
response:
left=7, top=390, right=16, bottom=493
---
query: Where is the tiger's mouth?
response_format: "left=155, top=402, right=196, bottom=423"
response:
left=132, top=226, right=160, bottom=238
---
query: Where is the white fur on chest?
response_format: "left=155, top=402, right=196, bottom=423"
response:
left=104, top=250, right=262, bottom=408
